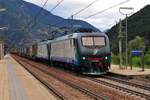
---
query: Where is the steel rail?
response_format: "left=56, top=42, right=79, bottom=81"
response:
left=14, top=55, right=108, bottom=100
left=88, top=78, right=150, bottom=99
left=101, top=75, right=150, bottom=91
left=13, top=56, right=68, bottom=100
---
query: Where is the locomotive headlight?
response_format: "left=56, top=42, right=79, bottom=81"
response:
left=105, top=57, right=108, bottom=60
left=83, top=57, right=86, bottom=60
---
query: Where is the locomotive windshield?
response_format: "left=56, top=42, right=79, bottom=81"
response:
left=81, top=36, right=105, bottom=47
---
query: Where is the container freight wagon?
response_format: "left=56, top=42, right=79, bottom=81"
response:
left=37, top=40, right=50, bottom=62
left=30, top=44, right=38, bottom=58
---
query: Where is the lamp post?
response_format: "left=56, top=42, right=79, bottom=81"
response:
left=119, top=7, right=134, bottom=69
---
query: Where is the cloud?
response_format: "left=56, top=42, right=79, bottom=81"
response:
left=24, top=0, right=150, bottom=31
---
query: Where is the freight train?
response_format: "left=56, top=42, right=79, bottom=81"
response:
left=18, top=32, right=111, bottom=75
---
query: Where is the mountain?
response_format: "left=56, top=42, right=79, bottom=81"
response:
left=106, top=5, right=150, bottom=54
left=0, top=0, right=99, bottom=47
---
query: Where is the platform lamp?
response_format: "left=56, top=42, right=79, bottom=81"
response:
left=119, top=7, right=134, bottom=69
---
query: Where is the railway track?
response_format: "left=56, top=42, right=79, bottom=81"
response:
left=31, top=73, right=68, bottom=100
left=101, top=75, right=150, bottom=91
left=13, top=55, right=150, bottom=100
left=88, top=77, right=150, bottom=100
left=13, top=55, right=108, bottom=100
left=14, top=56, right=68, bottom=100
left=62, top=64, right=150, bottom=99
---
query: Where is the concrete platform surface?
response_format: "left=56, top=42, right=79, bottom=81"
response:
left=110, top=64, right=150, bottom=76
left=0, top=54, right=57, bottom=100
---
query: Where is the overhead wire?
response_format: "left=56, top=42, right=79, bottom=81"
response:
left=48, top=0, right=98, bottom=28
left=68, top=0, right=98, bottom=32
left=85, top=0, right=131, bottom=19
left=27, top=0, right=64, bottom=30
left=24, top=0, right=98, bottom=32
left=23, top=0, right=49, bottom=31
left=50, top=0, right=64, bottom=12
left=24, top=0, right=132, bottom=36
left=55, top=0, right=59, bottom=3
left=72, top=0, right=98, bottom=16
left=35, top=0, right=49, bottom=18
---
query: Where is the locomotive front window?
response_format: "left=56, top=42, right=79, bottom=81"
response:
left=82, top=37, right=93, bottom=46
left=94, top=37, right=105, bottom=46
left=81, top=36, right=105, bottom=47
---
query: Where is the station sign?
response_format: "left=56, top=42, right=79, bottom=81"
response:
left=131, top=50, right=143, bottom=56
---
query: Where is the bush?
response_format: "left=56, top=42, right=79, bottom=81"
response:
left=145, top=54, right=150, bottom=66
left=111, top=55, right=120, bottom=65
left=111, top=53, right=150, bottom=68
left=130, top=54, right=150, bottom=68
left=131, top=57, right=141, bottom=67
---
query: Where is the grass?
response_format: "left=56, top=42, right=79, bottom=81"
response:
left=111, top=54, right=150, bottom=69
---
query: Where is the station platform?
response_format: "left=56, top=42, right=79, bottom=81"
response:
left=0, top=54, right=56, bottom=100
left=110, top=64, right=150, bottom=76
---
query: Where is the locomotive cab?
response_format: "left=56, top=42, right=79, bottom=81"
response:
left=76, top=33, right=111, bottom=75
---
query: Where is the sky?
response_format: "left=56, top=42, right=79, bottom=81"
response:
left=24, top=0, right=150, bottom=31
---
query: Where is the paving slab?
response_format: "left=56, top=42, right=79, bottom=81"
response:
left=0, top=59, right=9, bottom=100
left=0, top=55, right=57, bottom=100
left=110, top=64, right=150, bottom=76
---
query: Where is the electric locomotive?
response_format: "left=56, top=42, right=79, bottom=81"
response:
left=19, top=32, right=111, bottom=75
left=48, top=32, right=111, bottom=75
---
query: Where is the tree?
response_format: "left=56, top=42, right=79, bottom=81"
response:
left=0, top=34, right=4, bottom=41
left=128, top=36, right=145, bottom=51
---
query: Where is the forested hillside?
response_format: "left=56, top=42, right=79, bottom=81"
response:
left=107, top=5, right=150, bottom=54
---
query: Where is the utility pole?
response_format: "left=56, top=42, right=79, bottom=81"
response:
left=119, top=7, right=134, bottom=69
left=125, top=14, right=128, bottom=69
left=118, top=19, right=123, bottom=69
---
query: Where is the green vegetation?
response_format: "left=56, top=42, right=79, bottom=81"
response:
left=107, top=5, right=150, bottom=68
left=111, top=54, right=119, bottom=65
left=128, top=36, right=145, bottom=51
left=145, top=53, right=150, bottom=66
left=130, top=53, right=150, bottom=68
left=0, top=34, right=4, bottom=41
left=111, top=36, right=150, bottom=68
left=111, top=54, right=150, bottom=68
left=131, top=57, right=142, bottom=67
left=107, top=5, right=150, bottom=55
